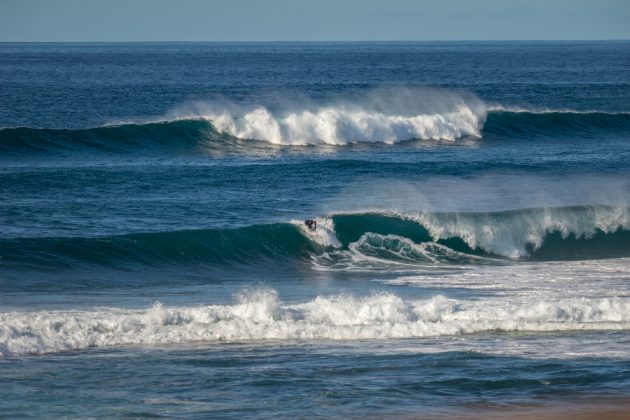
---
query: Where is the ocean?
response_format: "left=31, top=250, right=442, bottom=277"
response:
left=1, top=41, right=630, bottom=417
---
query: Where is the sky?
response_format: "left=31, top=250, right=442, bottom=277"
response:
left=1, top=0, right=629, bottom=42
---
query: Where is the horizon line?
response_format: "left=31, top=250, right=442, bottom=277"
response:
left=1, top=39, right=630, bottom=44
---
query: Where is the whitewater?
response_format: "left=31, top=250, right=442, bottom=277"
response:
left=4, top=291, right=630, bottom=357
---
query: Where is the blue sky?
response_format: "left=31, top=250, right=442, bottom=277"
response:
left=1, top=0, right=629, bottom=41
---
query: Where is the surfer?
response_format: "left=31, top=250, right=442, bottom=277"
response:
left=304, top=219, right=317, bottom=231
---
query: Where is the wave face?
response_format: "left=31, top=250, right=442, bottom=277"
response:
left=0, top=120, right=217, bottom=154
left=484, top=109, right=630, bottom=138
left=1, top=223, right=315, bottom=269
left=2, top=289, right=629, bottom=356
left=3, top=206, right=630, bottom=271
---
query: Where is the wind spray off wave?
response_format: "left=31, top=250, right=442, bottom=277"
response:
left=3, top=90, right=630, bottom=153
left=167, top=88, right=487, bottom=145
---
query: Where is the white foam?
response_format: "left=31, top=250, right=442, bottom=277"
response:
left=155, top=87, right=487, bottom=145
left=381, top=257, right=630, bottom=298
left=413, top=206, right=630, bottom=258
left=2, top=289, right=630, bottom=357
left=203, top=104, right=484, bottom=145
left=312, top=233, right=486, bottom=272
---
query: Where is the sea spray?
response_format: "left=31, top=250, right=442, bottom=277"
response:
left=165, top=87, right=487, bottom=144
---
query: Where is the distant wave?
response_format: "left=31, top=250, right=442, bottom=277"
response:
left=2, top=289, right=630, bottom=356
left=3, top=206, right=630, bottom=272
left=197, top=103, right=483, bottom=145
left=2, top=109, right=629, bottom=154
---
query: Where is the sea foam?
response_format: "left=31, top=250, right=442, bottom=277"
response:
left=2, top=290, right=630, bottom=357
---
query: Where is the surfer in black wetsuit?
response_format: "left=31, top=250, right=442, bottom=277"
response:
left=305, top=219, right=317, bottom=231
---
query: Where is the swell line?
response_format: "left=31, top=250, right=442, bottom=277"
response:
left=2, top=108, right=629, bottom=154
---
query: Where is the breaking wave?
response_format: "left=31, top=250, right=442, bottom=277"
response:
left=2, top=290, right=629, bottom=357
left=2, top=96, right=629, bottom=153
left=3, top=206, right=630, bottom=271
left=198, top=103, right=483, bottom=145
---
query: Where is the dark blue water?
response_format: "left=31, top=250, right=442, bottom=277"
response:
left=1, top=42, right=630, bottom=417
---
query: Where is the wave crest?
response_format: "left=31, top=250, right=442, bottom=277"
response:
left=414, top=205, right=630, bottom=259
left=203, top=103, right=484, bottom=145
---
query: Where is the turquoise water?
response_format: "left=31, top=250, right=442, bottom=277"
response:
left=1, top=41, right=630, bottom=417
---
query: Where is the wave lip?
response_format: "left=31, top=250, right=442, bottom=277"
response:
left=2, top=290, right=630, bottom=357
